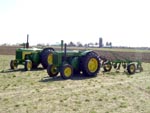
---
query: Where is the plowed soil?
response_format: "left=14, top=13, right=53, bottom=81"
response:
left=95, top=50, right=150, bottom=63
left=0, top=46, right=21, bottom=55
left=0, top=46, right=150, bottom=63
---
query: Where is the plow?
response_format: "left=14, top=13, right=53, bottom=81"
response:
left=100, top=57, right=143, bottom=75
left=99, top=50, right=143, bottom=74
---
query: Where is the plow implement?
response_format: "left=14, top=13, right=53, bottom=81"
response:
left=101, top=58, right=143, bottom=74
left=99, top=50, right=143, bottom=75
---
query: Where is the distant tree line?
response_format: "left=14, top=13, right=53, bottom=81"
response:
left=1, top=42, right=150, bottom=50
left=106, top=42, right=112, bottom=47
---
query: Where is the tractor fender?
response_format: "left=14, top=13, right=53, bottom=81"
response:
left=80, top=50, right=94, bottom=56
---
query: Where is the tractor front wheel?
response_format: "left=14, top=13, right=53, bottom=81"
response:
left=47, top=64, right=59, bottom=77
left=60, top=64, right=73, bottom=79
left=10, top=60, right=18, bottom=69
left=127, top=64, right=136, bottom=74
left=25, top=60, right=32, bottom=71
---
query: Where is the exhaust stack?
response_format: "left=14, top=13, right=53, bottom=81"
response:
left=26, top=34, right=29, bottom=48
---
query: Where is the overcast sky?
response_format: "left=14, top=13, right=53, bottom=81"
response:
left=0, top=0, right=150, bottom=47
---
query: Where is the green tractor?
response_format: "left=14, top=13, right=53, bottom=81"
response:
left=10, top=35, right=54, bottom=71
left=47, top=44, right=101, bottom=79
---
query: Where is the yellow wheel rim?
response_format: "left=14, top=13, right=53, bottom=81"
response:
left=48, top=53, right=53, bottom=64
left=88, top=58, right=98, bottom=72
left=105, top=64, right=111, bottom=70
left=51, top=65, right=57, bottom=74
left=11, top=60, right=17, bottom=69
left=130, top=65, right=135, bottom=72
left=27, top=61, right=32, bottom=70
left=64, top=67, right=72, bottom=77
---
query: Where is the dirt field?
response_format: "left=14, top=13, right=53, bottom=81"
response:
left=1, top=46, right=150, bottom=63
left=95, top=50, right=150, bottom=63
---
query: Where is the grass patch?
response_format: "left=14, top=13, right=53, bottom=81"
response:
left=119, top=102, right=128, bottom=108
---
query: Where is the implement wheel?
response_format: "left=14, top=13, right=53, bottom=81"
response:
left=47, top=64, right=58, bottom=77
left=127, top=64, right=136, bottom=74
left=10, top=60, right=18, bottom=69
left=60, top=64, right=73, bottom=79
left=103, top=62, right=112, bottom=72
left=40, top=48, right=54, bottom=69
left=137, top=64, right=143, bottom=72
left=81, top=52, right=100, bottom=77
left=25, top=60, right=32, bottom=71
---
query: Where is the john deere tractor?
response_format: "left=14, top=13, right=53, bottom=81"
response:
left=47, top=44, right=101, bottom=79
left=10, top=34, right=54, bottom=71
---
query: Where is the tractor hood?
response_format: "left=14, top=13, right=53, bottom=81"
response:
left=17, top=48, right=42, bottom=52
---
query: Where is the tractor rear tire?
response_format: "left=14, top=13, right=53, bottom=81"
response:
left=60, top=64, right=73, bottom=79
left=127, top=64, right=136, bottom=74
left=25, top=60, right=32, bottom=71
left=80, top=52, right=100, bottom=77
left=74, top=69, right=81, bottom=75
left=47, top=64, right=59, bottom=77
left=103, top=62, right=112, bottom=72
left=10, top=60, right=18, bottom=69
left=40, top=48, right=54, bottom=69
